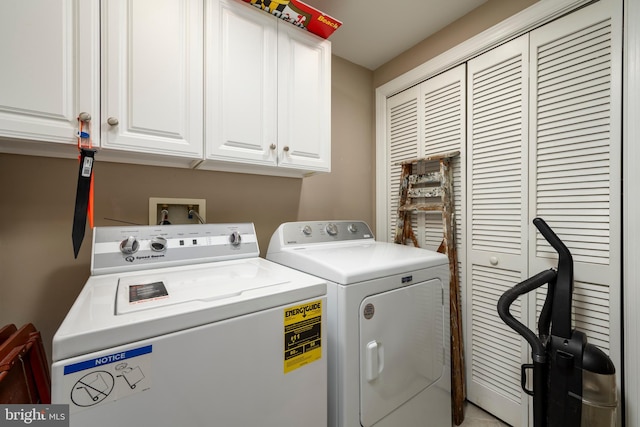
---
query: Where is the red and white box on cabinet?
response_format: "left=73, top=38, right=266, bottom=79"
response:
left=243, top=0, right=342, bottom=39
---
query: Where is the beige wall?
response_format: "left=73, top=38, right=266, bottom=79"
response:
left=0, top=55, right=374, bottom=360
left=299, top=56, right=375, bottom=221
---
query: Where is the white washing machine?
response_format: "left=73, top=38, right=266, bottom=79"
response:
left=52, top=223, right=327, bottom=427
left=267, top=220, right=452, bottom=427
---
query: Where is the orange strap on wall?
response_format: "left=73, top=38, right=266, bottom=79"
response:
left=77, top=120, right=94, bottom=228
left=72, top=118, right=97, bottom=258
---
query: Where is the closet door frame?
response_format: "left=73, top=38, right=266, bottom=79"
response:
left=376, top=0, right=639, bottom=425
left=623, top=1, right=640, bottom=427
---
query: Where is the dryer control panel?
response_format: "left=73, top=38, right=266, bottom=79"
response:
left=275, top=221, right=375, bottom=246
left=91, top=223, right=259, bottom=275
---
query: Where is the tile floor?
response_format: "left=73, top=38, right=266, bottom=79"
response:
left=459, top=402, right=511, bottom=427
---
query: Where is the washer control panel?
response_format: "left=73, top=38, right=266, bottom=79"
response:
left=91, top=223, right=259, bottom=275
left=279, top=221, right=374, bottom=245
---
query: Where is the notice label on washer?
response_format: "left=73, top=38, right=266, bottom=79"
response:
left=284, top=300, right=322, bottom=373
left=62, top=345, right=152, bottom=414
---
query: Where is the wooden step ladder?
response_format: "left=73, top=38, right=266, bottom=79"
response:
left=394, top=151, right=465, bottom=426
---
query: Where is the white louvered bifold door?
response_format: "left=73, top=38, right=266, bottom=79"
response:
left=466, top=35, right=529, bottom=427
left=421, top=65, right=466, bottom=256
left=386, top=86, right=420, bottom=242
left=386, top=66, right=466, bottom=249
left=529, top=0, right=622, bottom=411
left=419, top=65, right=467, bottom=356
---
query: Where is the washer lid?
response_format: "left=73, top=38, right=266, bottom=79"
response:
left=115, top=259, right=289, bottom=315
left=268, top=241, right=448, bottom=284
left=52, top=258, right=326, bottom=361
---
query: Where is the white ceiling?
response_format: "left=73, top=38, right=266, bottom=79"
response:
left=302, top=0, right=488, bottom=70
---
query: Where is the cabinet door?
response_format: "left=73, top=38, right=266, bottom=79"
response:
left=206, top=0, right=278, bottom=166
left=0, top=0, right=98, bottom=152
left=277, top=23, right=331, bottom=172
left=466, top=35, right=529, bottom=427
left=102, top=0, right=203, bottom=158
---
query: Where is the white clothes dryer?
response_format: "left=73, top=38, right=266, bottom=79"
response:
left=267, top=220, right=452, bottom=427
left=52, top=223, right=327, bottom=427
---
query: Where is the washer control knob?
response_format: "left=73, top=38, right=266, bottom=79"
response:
left=325, top=223, right=338, bottom=236
left=150, top=236, right=168, bottom=252
left=302, top=225, right=312, bottom=236
left=348, top=223, right=358, bottom=233
left=120, top=236, right=139, bottom=254
left=229, top=231, right=242, bottom=246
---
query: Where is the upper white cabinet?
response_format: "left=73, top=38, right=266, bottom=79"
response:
left=203, top=0, right=331, bottom=176
left=277, top=22, right=331, bottom=174
left=0, top=0, right=99, bottom=156
left=0, top=0, right=331, bottom=177
left=101, top=0, right=204, bottom=164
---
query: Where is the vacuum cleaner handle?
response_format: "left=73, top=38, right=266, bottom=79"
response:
left=533, top=217, right=571, bottom=262
left=497, top=269, right=557, bottom=360
left=533, top=217, right=574, bottom=339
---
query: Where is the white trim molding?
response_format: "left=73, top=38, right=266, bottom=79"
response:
left=623, top=0, right=640, bottom=425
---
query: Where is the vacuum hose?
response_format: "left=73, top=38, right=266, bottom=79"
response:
left=497, top=269, right=556, bottom=427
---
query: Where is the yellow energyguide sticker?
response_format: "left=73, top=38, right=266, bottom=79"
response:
left=284, top=300, right=322, bottom=373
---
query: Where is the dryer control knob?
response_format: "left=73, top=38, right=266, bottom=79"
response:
left=150, top=236, right=168, bottom=252
left=302, top=225, right=312, bottom=236
left=348, top=223, right=358, bottom=233
left=229, top=231, right=242, bottom=246
left=325, top=223, right=338, bottom=236
left=120, top=236, right=139, bottom=254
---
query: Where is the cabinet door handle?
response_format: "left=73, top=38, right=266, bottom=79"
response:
left=107, top=117, right=119, bottom=126
left=283, top=146, right=290, bottom=152
left=269, top=144, right=276, bottom=150
left=78, top=112, right=91, bottom=122
left=490, top=256, right=499, bottom=266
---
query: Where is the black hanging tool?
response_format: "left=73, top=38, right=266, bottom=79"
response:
left=72, top=147, right=96, bottom=258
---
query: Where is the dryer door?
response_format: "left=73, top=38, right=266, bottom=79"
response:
left=359, top=279, right=445, bottom=427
